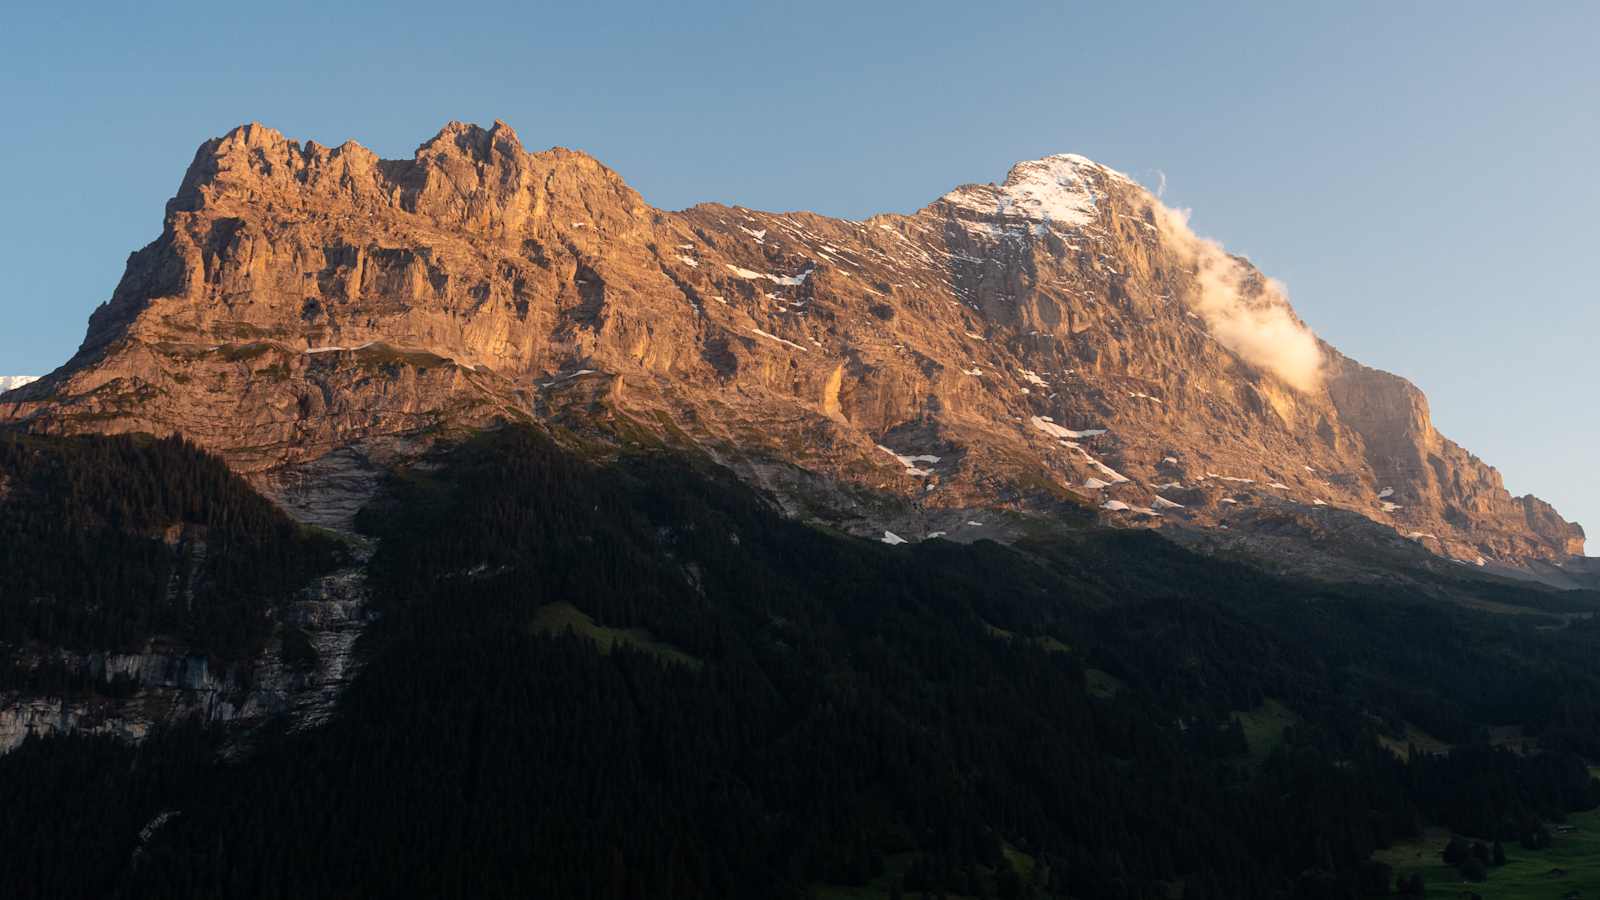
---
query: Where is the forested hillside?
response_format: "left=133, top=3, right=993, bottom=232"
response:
left=3, top=426, right=1599, bottom=899
left=0, top=432, right=343, bottom=669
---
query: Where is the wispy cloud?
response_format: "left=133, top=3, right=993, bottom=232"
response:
left=1150, top=202, right=1324, bottom=392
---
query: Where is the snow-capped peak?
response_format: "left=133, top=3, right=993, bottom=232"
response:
left=939, top=154, right=1132, bottom=229
left=0, top=376, right=39, bottom=393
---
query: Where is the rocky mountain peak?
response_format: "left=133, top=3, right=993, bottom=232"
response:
left=936, top=152, right=1128, bottom=229
left=4, top=121, right=1584, bottom=568
left=417, top=118, right=525, bottom=162
left=169, top=119, right=639, bottom=231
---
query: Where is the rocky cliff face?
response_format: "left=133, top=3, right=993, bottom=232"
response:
left=0, top=543, right=371, bottom=753
left=2, top=121, right=1583, bottom=565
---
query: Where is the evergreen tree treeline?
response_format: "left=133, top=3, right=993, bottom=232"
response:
left=2, top=426, right=1598, bottom=899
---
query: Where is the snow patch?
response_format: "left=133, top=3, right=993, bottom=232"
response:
left=878, top=445, right=940, bottom=476
left=1059, top=440, right=1129, bottom=484
left=726, top=264, right=812, bottom=285
left=1103, top=499, right=1161, bottom=516
left=545, top=368, right=596, bottom=384
left=750, top=328, right=808, bottom=352
left=1030, top=416, right=1106, bottom=440
left=940, top=154, right=1111, bottom=230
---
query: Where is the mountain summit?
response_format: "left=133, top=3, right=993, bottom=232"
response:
left=1, top=121, right=1583, bottom=565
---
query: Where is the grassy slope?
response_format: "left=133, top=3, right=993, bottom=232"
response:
left=529, top=601, right=701, bottom=669
left=1234, top=699, right=1300, bottom=764
left=1378, top=724, right=1454, bottom=758
left=1377, top=809, right=1600, bottom=898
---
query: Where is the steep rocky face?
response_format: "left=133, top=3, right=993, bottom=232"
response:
left=1324, top=357, right=1585, bottom=559
left=2, top=121, right=1583, bottom=565
left=0, top=543, right=372, bottom=753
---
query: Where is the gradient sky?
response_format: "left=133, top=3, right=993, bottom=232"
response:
left=2, top=2, right=1595, bottom=543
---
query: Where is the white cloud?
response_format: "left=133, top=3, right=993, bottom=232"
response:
left=1152, top=203, right=1324, bottom=392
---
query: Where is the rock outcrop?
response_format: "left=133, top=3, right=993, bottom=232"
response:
left=0, top=541, right=372, bottom=753
left=2, top=121, right=1583, bottom=565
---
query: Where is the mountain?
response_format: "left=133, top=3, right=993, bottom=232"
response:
left=4, top=124, right=1600, bottom=897
left=1, top=121, right=1583, bottom=569
left=0, top=376, right=38, bottom=394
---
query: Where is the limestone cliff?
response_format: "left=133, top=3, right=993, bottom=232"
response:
left=2, top=121, right=1582, bottom=565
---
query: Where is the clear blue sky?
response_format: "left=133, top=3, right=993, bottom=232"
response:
left=2, top=2, right=1595, bottom=543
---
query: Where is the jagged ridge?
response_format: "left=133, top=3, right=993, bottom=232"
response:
left=1, top=120, right=1582, bottom=564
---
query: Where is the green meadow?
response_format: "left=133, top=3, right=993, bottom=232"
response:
left=530, top=601, right=702, bottom=669
left=1377, top=809, right=1600, bottom=898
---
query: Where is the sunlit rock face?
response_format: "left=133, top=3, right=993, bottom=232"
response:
left=2, top=121, right=1582, bottom=565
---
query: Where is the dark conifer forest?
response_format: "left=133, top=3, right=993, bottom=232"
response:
left=0, top=432, right=342, bottom=670
left=3, top=426, right=1600, bottom=898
